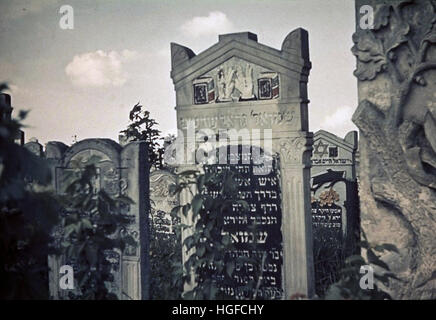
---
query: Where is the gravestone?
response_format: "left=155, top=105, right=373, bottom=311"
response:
left=44, top=139, right=150, bottom=300
left=353, top=0, right=436, bottom=299
left=171, top=30, right=315, bottom=298
left=310, top=130, right=359, bottom=294
left=311, top=130, right=359, bottom=243
left=149, top=169, right=179, bottom=233
left=203, top=145, right=283, bottom=299
left=24, top=139, right=44, bottom=157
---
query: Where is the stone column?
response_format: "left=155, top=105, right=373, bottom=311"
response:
left=120, top=141, right=150, bottom=300
left=276, top=134, right=314, bottom=298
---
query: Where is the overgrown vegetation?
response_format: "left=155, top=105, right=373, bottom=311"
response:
left=0, top=83, right=60, bottom=299
left=323, top=231, right=402, bottom=300
left=58, top=156, right=137, bottom=299
left=121, top=102, right=183, bottom=299
left=149, top=208, right=183, bottom=299
left=0, top=81, right=406, bottom=300
left=120, top=102, right=164, bottom=169
left=169, top=169, right=265, bottom=300
left=313, top=228, right=347, bottom=297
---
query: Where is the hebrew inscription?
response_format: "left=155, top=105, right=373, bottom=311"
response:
left=203, top=145, right=283, bottom=300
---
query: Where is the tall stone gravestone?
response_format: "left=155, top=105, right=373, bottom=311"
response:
left=170, top=30, right=315, bottom=298
left=353, top=0, right=436, bottom=299
left=310, top=130, right=359, bottom=294
left=42, top=139, right=150, bottom=300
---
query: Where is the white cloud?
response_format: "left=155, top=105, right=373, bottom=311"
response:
left=181, top=11, right=234, bottom=37
left=65, top=50, right=139, bottom=87
left=320, top=105, right=357, bottom=137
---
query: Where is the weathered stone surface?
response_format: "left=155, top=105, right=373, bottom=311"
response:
left=150, top=169, right=179, bottom=233
left=42, top=139, right=150, bottom=300
left=353, top=0, right=436, bottom=299
left=310, top=130, right=360, bottom=295
left=171, top=30, right=315, bottom=298
left=311, top=130, right=359, bottom=242
left=24, top=140, right=44, bottom=157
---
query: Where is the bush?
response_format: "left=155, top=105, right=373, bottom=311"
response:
left=0, top=84, right=60, bottom=299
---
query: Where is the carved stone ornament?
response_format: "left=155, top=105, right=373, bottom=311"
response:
left=352, top=0, right=436, bottom=299
left=317, top=188, right=340, bottom=207
left=277, top=137, right=311, bottom=166
left=150, top=172, right=176, bottom=198
left=193, top=57, right=279, bottom=104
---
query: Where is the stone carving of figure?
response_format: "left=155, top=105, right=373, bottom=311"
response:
left=235, top=64, right=254, bottom=100
left=217, top=67, right=236, bottom=101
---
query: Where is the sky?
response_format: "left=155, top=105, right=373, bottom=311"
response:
left=0, top=0, right=358, bottom=145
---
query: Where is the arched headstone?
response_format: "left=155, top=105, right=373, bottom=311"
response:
left=46, top=139, right=150, bottom=300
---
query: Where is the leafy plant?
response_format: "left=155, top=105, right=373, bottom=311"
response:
left=324, top=231, right=402, bottom=300
left=0, top=83, right=60, bottom=299
left=59, top=156, right=136, bottom=300
left=169, top=169, right=264, bottom=300
left=313, top=228, right=347, bottom=297
left=120, top=102, right=163, bottom=169
left=149, top=208, right=183, bottom=299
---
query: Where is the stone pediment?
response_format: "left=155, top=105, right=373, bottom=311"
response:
left=313, top=130, right=358, bottom=155
left=171, top=30, right=311, bottom=89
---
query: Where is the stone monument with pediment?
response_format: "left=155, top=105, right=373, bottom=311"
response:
left=311, top=130, right=359, bottom=244
left=170, top=30, right=315, bottom=298
left=310, top=130, right=360, bottom=295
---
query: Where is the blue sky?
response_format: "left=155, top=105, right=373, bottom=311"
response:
left=0, top=0, right=358, bottom=145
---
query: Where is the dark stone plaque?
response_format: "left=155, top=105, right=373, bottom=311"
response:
left=258, top=78, right=272, bottom=100
left=204, top=145, right=283, bottom=300
left=194, top=83, right=208, bottom=104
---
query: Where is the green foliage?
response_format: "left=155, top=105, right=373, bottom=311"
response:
left=149, top=208, right=183, bottom=299
left=324, top=232, right=401, bottom=300
left=170, top=169, right=264, bottom=300
left=0, top=83, right=60, bottom=299
left=120, top=102, right=163, bottom=169
left=59, top=157, right=136, bottom=300
left=313, top=228, right=347, bottom=297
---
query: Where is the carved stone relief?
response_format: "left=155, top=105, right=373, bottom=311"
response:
left=193, top=57, right=279, bottom=104
left=353, top=0, right=436, bottom=299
